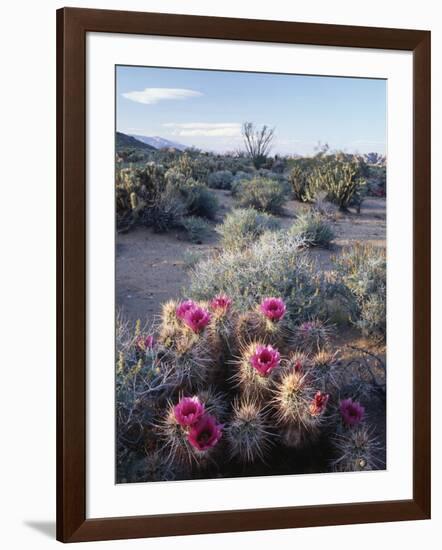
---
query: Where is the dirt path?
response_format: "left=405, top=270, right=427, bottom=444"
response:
left=116, top=192, right=386, bottom=325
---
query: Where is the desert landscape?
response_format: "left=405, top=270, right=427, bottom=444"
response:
left=115, top=129, right=387, bottom=483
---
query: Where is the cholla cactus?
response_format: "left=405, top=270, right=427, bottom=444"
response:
left=232, top=342, right=281, bottom=399
left=226, top=398, right=274, bottom=463
left=293, top=319, right=333, bottom=354
left=331, top=425, right=384, bottom=472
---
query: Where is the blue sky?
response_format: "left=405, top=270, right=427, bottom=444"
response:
left=116, top=65, right=386, bottom=156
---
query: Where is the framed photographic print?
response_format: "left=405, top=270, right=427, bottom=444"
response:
left=57, top=7, right=431, bottom=542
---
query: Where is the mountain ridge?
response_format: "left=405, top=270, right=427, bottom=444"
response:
left=130, top=134, right=187, bottom=151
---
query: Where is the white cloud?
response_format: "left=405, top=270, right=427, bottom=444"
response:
left=121, top=88, right=203, bottom=105
left=163, top=122, right=241, bottom=137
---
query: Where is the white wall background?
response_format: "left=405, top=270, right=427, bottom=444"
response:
left=0, top=0, right=439, bottom=548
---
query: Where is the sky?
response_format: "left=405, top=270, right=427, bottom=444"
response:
left=116, top=65, right=386, bottom=156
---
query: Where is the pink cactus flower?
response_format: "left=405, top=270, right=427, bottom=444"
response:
left=260, top=297, right=286, bottom=322
left=210, top=295, right=232, bottom=312
left=294, top=359, right=303, bottom=372
left=299, top=321, right=316, bottom=334
left=176, top=300, right=198, bottom=320
left=339, top=398, right=365, bottom=426
left=183, top=305, right=211, bottom=333
left=250, top=344, right=280, bottom=376
left=174, top=396, right=205, bottom=427
left=309, top=391, right=329, bottom=417
left=187, top=414, right=223, bottom=452
left=136, top=334, right=154, bottom=351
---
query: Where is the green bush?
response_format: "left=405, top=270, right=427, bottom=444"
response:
left=177, top=179, right=219, bottom=220
left=332, top=243, right=386, bottom=338
left=289, top=211, right=335, bottom=248
left=234, top=177, right=287, bottom=214
left=187, top=230, right=323, bottom=323
left=208, top=170, right=234, bottom=189
left=217, top=208, right=280, bottom=251
left=182, top=216, right=211, bottom=243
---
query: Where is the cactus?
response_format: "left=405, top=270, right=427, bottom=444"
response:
left=226, top=398, right=274, bottom=463
left=232, top=341, right=281, bottom=400
left=158, top=398, right=223, bottom=468
left=293, top=319, right=333, bottom=354
left=331, top=425, right=384, bottom=472
left=311, top=159, right=366, bottom=212
left=288, top=166, right=311, bottom=201
left=272, top=366, right=328, bottom=449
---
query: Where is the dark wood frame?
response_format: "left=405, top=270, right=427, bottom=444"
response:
left=57, top=7, right=431, bottom=543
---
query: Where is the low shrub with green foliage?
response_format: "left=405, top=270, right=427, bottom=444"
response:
left=217, top=208, right=280, bottom=251
left=234, top=177, right=287, bottom=214
left=187, top=230, right=324, bottom=323
left=332, top=243, right=386, bottom=338
left=208, top=170, right=234, bottom=190
left=289, top=211, right=335, bottom=248
left=182, top=216, right=211, bottom=243
left=176, top=179, right=219, bottom=220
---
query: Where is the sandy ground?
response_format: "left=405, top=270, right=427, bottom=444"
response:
left=116, top=191, right=386, bottom=325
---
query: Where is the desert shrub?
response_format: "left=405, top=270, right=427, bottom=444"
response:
left=289, top=211, right=335, bottom=248
left=176, top=179, right=219, bottom=220
left=187, top=230, right=323, bottom=322
left=182, top=216, right=211, bottom=243
left=217, top=208, right=280, bottom=251
left=231, top=173, right=254, bottom=197
left=208, top=170, right=234, bottom=190
left=148, top=191, right=186, bottom=233
left=332, top=243, right=386, bottom=338
left=116, top=316, right=178, bottom=482
left=182, top=249, right=205, bottom=270
left=234, top=177, right=287, bottom=214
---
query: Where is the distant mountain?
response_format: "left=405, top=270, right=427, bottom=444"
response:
left=130, top=135, right=187, bottom=151
left=116, top=132, right=157, bottom=150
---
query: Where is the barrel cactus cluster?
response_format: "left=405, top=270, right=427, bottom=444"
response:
left=116, top=294, right=384, bottom=483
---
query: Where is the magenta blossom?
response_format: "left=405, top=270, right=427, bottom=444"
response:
left=299, top=321, right=317, bottom=334
left=250, top=344, right=280, bottom=376
left=136, top=334, right=154, bottom=351
left=309, top=391, right=329, bottom=417
left=183, top=306, right=211, bottom=333
left=176, top=300, right=197, bottom=320
left=260, top=297, right=286, bottom=322
left=210, top=295, right=232, bottom=312
left=174, top=396, right=205, bottom=427
left=339, top=398, right=365, bottom=426
left=187, top=414, right=223, bottom=452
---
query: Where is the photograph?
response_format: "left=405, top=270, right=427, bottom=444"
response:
left=115, top=65, right=387, bottom=484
